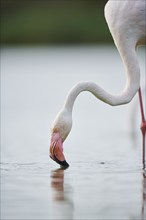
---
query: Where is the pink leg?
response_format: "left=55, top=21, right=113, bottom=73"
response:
left=138, top=88, right=146, bottom=168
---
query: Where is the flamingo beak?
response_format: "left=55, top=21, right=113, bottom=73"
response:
left=50, top=134, right=69, bottom=167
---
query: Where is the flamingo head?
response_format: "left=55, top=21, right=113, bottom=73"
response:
left=50, top=132, right=69, bottom=168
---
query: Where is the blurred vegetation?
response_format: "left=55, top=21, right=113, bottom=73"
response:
left=1, top=0, right=113, bottom=45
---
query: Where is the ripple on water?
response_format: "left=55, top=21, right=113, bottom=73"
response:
left=0, top=162, right=52, bottom=175
left=0, top=159, right=143, bottom=176
left=69, top=159, right=142, bottom=174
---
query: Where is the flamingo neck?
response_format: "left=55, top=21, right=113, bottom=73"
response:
left=63, top=43, right=140, bottom=113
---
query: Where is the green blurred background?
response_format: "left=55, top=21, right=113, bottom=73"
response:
left=1, top=0, right=113, bottom=45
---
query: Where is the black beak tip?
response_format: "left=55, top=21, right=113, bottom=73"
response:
left=52, top=155, right=69, bottom=168
left=60, top=160, right=69, bottom=168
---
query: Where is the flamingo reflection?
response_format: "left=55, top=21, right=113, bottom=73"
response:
left=142, top=171, right=146, bottom=219
left=50, top=168, right=74, bottom=220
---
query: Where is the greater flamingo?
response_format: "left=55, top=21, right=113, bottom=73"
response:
left=49, top=0, right=146, bottom=167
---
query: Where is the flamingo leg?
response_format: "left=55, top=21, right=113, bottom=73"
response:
left=138, top=88, right=146, bottom=168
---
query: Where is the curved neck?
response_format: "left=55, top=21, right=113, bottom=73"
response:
left=64, top=44, right=140, bottom=113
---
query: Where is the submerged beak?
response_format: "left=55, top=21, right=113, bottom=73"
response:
left=50, top=133, right=69, bottom=168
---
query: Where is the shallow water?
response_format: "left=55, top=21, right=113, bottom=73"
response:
left=1, top=161, right=146, bottom=219
left=1, top=46, right=146, bottom=219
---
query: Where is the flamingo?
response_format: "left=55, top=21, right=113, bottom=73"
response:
left=49, top=0, right=146, bottom=167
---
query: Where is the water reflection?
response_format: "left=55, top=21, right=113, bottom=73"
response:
left=50, top=168, right=74, bottom=220
left=142, top=171, right=146, bottom=219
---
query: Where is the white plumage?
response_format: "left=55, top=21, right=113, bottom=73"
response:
left=50, top=0, right=146, bottom=166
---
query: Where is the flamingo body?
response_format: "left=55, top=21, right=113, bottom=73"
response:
left=50, top=0, right=146, bottom=167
